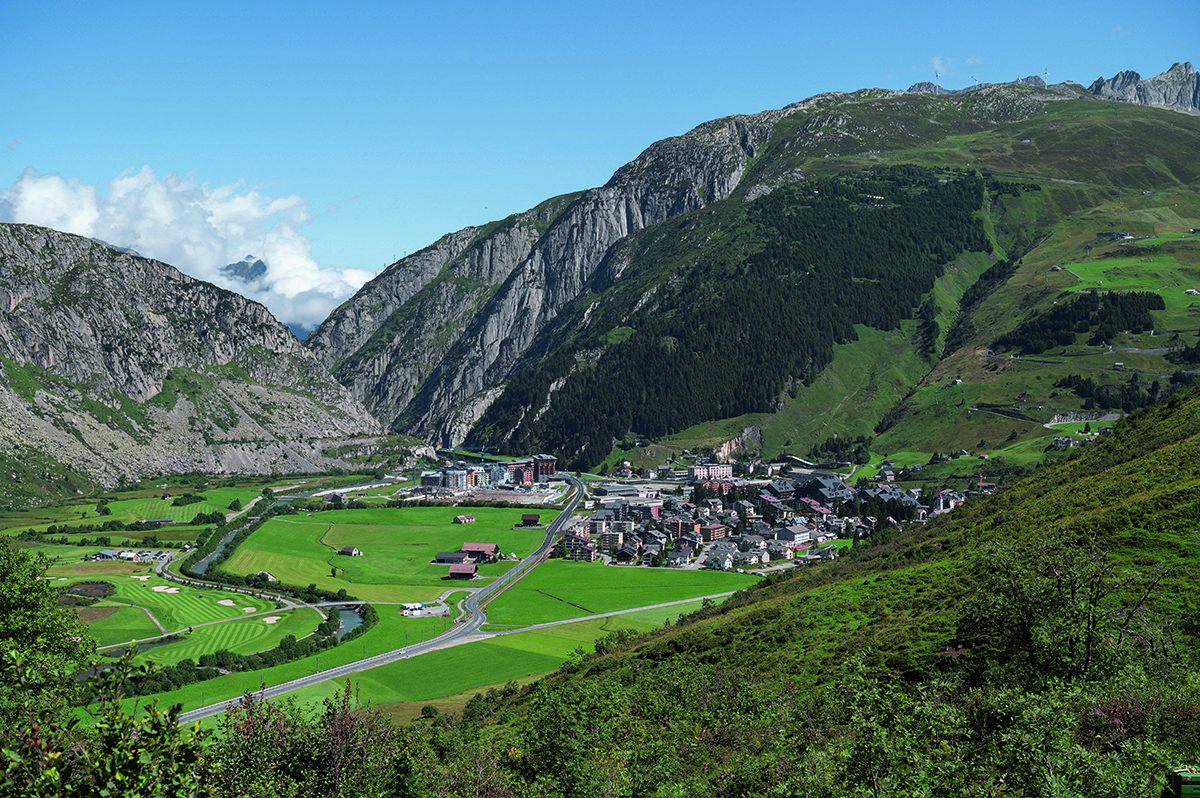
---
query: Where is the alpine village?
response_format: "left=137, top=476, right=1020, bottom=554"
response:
left=7, top=61, right=1200, bottom=797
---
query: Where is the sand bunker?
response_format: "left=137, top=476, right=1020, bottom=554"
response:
left=130, top=575, right=152, bottom=581
left=263, top=616, right=283, bottom=624
left=243, top=607, right=256, bottom=613
left=217, top=599, right=236, bottom=607
left=151, top=585, right=180, bottom=593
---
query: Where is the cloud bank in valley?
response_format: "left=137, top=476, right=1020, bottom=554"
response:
left=0, top=167, right=375, bottom=333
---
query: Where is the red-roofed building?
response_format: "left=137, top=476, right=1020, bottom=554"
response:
left=460, top=542, right=499, bottom=563
left=448, top=563, right=477, bottom=579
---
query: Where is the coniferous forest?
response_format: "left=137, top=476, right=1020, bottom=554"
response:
left=472, top=167, right=991, bottom=469
left=994, top=291, right=1166, bottom=355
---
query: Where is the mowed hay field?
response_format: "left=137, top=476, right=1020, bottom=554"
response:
left=108, top=495, right=226, bottom=524
left=217, top=506, right=549, bottom=602
left=482, top=559, right=756, bottom=627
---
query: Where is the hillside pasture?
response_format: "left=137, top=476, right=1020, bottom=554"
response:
left=218, top=506, right=547, bottom=603
left=1063, top=253, right=1200, bottom=321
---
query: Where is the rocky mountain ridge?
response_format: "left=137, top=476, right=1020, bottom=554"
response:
left=307, top=109, right=788, bottom=444
left=6, top=60, right=1195, bottom=486
left=306, top=74, right=1114, bottom=449
left=0, top=223, right=383, bottom=488
left=1088, top=61, right=1200, bottom=114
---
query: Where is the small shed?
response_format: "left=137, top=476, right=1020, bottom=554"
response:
left=521, top=513, right=541, bottom=526
left=339, top=546, right=363, bottom=556
left=453, top=514, right=476, bottom=524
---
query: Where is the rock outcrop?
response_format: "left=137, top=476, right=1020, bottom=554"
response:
left=0, top=223, right=383, bottom=486
left=308, top=111, right=786, bottom=445
left=1089, top=62, right=1200, bottom=114
left=307, top=62, right=1197, bottom=453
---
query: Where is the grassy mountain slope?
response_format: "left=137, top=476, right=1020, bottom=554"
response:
left=410, top=382, right=1200, bottom=796
left=466, top=89, right=1200, bottom=471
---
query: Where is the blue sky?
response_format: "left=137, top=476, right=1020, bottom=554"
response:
left=2, top=0, right=1195, bottom=330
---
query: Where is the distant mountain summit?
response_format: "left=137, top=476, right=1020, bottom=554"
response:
left=221, top=255, right=268, bottom=284
left=906, top=75, right=1047, bottom=95
left=906, top=62, right=1200, bottom=114
left=0, top=223, right=382, bottom=489
left=1088, top=61, right=1199, bottom=114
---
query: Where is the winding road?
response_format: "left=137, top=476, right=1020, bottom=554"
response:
left=176, top=474, right=590, bottom=724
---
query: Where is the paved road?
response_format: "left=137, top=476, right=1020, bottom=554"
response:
left=177, top=474, right=585, bottom=724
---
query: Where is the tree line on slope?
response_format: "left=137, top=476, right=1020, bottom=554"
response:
left=993, top=290, right=1165, bottom=355
left=473, top=166, right=992, bottom=470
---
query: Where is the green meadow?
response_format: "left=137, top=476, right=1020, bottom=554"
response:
left=77, top=605, right=163, bottom=647
left=120, top=608, right=453, bottom=720
left=217, top=506, right=549, bottom=602
left=183, top=612, right=672, bottom=727
left=481, top=559, right=754, bottom=627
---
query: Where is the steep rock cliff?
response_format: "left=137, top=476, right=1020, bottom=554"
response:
left=0, top=223, right=382, bottom=486
left=316, top=110, right=787, bottom=445
left=306, top=194, right=579, bottom=427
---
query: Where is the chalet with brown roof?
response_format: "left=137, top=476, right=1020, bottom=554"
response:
left=460, top=542, right=500, bottom=563
left=448, top=562, right=478, bottom=579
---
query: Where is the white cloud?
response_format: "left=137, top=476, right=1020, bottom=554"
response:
left=0, top=167, right=372, bottom=331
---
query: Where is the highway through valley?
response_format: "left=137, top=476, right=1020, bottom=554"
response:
left=178, top=474, right=593, bottom=724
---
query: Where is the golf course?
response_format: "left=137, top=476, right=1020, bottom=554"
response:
left=24, top=477, right=754, bottom=719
